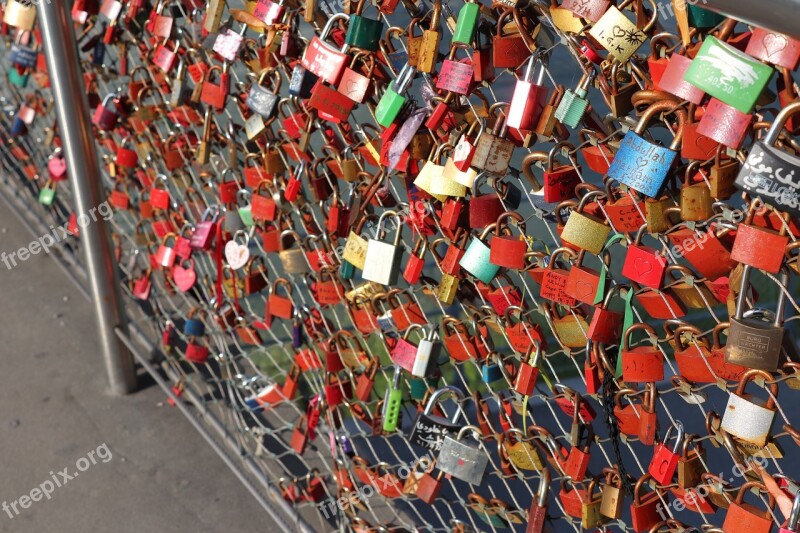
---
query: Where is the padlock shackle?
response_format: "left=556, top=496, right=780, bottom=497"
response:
left=764, top=101, right=800, bottom=146
left=423, top=385, right=465, bottom=415
left=735, top=265, right=789, bottom=327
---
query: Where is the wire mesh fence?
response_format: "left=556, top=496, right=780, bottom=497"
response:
left=1, top=0, right=800, bottom=532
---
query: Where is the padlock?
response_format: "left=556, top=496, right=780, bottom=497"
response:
left=337, top=52, right=375, bottom=103
left=696, top=98, right=752, bottom=151
left=381, top=366, right=403, bottom=432
left=459, top=223, right=500, bottom=284
left=247, top=69, right=281, bottom=119
left=721, top=481, right=775, bottom=533
left=565, top=250, right=608, bottom=305
left=489, top=211, right=527, bottom=269
left=647, top=420, right=685, bottom=484
left=471, top=109, right=515, bottom=175
left=492, top=8, right=531, bottom=69
left=345, top=0, right=384, bottom=51
left=586, top=285, right=627, bottom=344
left=607, top=100, right=686, bottom=198
left=539, top=247, right=578, bottom=306
left=735, top=102, right=800, bottom=216
left=726, top=266, right=787, bottom=371
left=622, top=226, right=668, bottom=289
left=582, top=478, right=608, bottom=529
left=526, top=469, right=550, bottom=533
left=677, top=435, right=705, bottom=490
left=408, top=386, right=465, bottom=451
left=720, top=369, right=778, bottom=448
left=559, top=479, right=587, bottom=518
left=514, top=342, right=542, bottom=396
left=375, top=64, right=415, bottom=127
left=546, top=302, right=589, bottom=349
left=593, top=470, right=621, bottom=522
left=436, top=45, right=475, bottom=96
left=92, top=94, right=119, bottom=130
left=671, top=324, right=717, bottom=384
left=155, top=233, right=178, bottom=268
left=300, top=14, right=350, bottom=85
left=266, top=278, right=294, bottom=320
left=630, top=475, right=663, bottom=533
left=416, top=0, right=441, bottom=73
left=680, top=166, right=714, bottom=222
left=437, top=425, right=488, bottom=485
left=362, top=211, right=403, bottom=286
left=200, top=63, right=229, bottom=110
left=560, top=193, right=611, bottom=255
left=499, top=427, right=544, bottom=472
left=554, top=69, right=594, bottom=129
left=589, top=0, right=656, bottom=62
left=278, top=230, right=311, bottom=274
left=685, top=35, right=773, bottom=113
left=38, top=180, right=57, bottom=207
left=435, top=229, right=469, bottom=276
left=746, top=27, right=800, bottom=70
left=507, top=55, right=548, bottom=131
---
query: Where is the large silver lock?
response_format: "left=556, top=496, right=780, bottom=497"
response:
left=725, top=265, right=788, bottom=372
left=437, top=425, right=488, bottom=486
left=408, top=386, right=466, bottom=451
left=720, top=369, right=778, bottom=448
left=278, top=230, right=310, bottom=274
left=362, top=211, right=403, bottom=286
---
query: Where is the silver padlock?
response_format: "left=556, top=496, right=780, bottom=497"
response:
left=725, top=265, right=788, bottom=372
left=362, top=211, right=403, bottom=286
left=278, top=230, right=310, bottom=274
left=720, top=369, right=778, bottom=448
left=223, top=206, right=245, bottom=234
left=412, top=327, right=440, bottom=378
left=437, top=425, right=488, bottom=486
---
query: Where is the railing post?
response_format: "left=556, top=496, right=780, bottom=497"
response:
left=37, top=1, right=137, bottom=395
left=699, top=0, right=800, bottom=39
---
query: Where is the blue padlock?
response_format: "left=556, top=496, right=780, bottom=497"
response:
left=184, top=311, right=206, bottom=337
left=606, top=101, right=686, bottom=198
left=459, top=223, right=500, bottom=284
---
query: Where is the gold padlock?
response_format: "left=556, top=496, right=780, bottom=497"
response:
left=545, top=303, right=589, bottom=349
left=437, top=273, right=459, bottom=304
left=4, top=0, right=37, bottom=30
left=589, top=0, right=656, bottom=63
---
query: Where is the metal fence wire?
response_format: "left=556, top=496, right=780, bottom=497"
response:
left=2, top=0, right=800, bottom=532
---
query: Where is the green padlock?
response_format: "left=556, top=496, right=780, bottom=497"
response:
left=237, top=191, right=254, bottom=227
left=9, top=67, right=29, bottom=88
left=554, top=68, right=594, bottom=128
left=340, top=260, right=356, bottom=280
left=684, top=36, right=773, bottom=113
left=344, top=0, right=384, bottom=51
left=382, top=366, right=403, bottom=432
left=375, top=64, right=415, bottom=127
left=458, top=223, right=500, bottom=284
left=686, top=4, right=725, bottom=28
left=452, top=0, right=480, bottom=45
left=39, top=180, right=56, bottom=206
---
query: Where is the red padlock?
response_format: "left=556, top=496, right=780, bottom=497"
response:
left=514, top=342, right=542, bottom=396
left=490, top=211, right=528, bottom=269
left=621, top=323, right=664, bottom=383
left=647, top=421, right=684, bottom=485
left=622, top=229, right=668, bottom=289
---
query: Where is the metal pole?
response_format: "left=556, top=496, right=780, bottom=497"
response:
left=38, top=2, right=137, bottom=395
left=700, top=0, right=800, bottom=40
